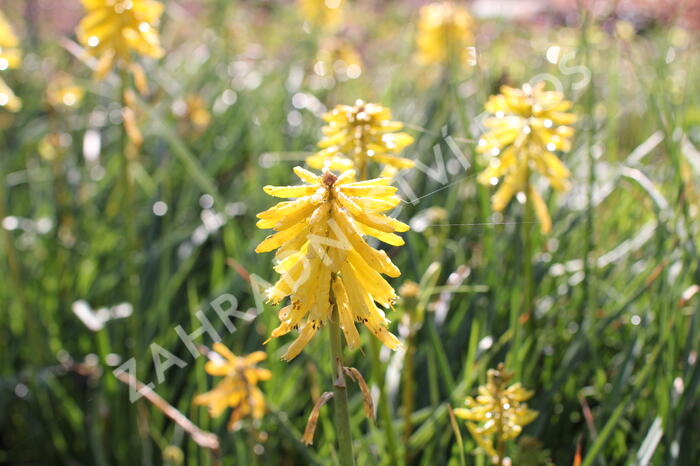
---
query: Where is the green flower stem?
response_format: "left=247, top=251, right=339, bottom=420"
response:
left=510, top=163, right=535, bottom=377
left=0, top=159, right=46, bottom=363
left=118, top=69, right=147, bottom=459
left=329, top=298, right=355, bottom=466
left=493, top=372, right=506, bottom=465
left=523, top=183, right=535, bottom=323
left=580, top=10, right=596, bottom=324
left=402, top=326, right=416, bottom=447
left=119, top=68, right=140, bottom=358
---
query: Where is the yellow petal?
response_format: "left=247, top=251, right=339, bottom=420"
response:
left=339, top=183, right=397, bottom=197
left=336, top=192, right=402, bottom=233
left=352, top=196, right=400, bottom=212
left=255, top=220, right=308, bottom=253
left=0, top=77, right=21, bottom=112
left=263, top=184, right=317, bottom=198
left=477, top=145, right=517, bottom=185
left=537, top=151, right=571, bottom=191
left=293, top=166, right=320, bottom=184
left=212, top=342, right=237, bottom=361
left=358, top=223, right=405, bottom=246
left=343, top=177, right=393, bottom=187
left=491, top=162, right=526, bottom=212
left=332, top=204, right=400, bottom=277
left=129, top=62, right=149, bottom=95
left=203, top=360, right=230, bottom=376
left=255, top=368, right=272, bottom=381
left=347, top=250, right=397, bottom=307
left=243, top=351, right=267, bottom=365
left=306, top=152, right=355, bottom=172
left=281, top=321, right=317, bottom=361
left=340, top=263, right=401, bottom=350
left=94, top=50, right=115, bottom=80
left=256, top=199, right=316, bottom=230
left=529, top=187, right=552, bottom=234
left=372, top=153, right=415, bottom=170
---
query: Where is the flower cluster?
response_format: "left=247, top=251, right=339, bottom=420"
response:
left=194, top=343, right=271, bottom=430
left=77, top=0, right=165, bottom=79
left=306, top=100, right=414, bottom=177
left=416, top=2, right=474, bottom=66
left=454, top=364, right=538, bottom=462
left=0, top=10, right=21, bottom=112
left=477, top=82, right=576, bottom=233
left=255, top=167, right=408, bottom=360
left=298, top=0, right=343, bottom=28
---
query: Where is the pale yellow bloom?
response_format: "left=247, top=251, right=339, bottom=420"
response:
left=0, top=10, right=21, bottom=112
left=416, top=2, right=474, bottom=66
left=256, top=167, right=408, bottom=360
left=454, top=364, right=538, bottom=463
left=307, top=100, right=414, bottom=177
left=77, top=0, right=165, bottom=79
left=172, top=94, right=212, bottom=135
left=46, top=75, right=85, bottom=110
left=38, top=134, right=64, bottom=162
left=398, top=280, right=420, bottom=300
left=314, top=38, right=362, bottom=81
left=194, top=343, right=270, bottom=430
left=477, top=82, right=577, bottom=233
left=298, top=0, right=343, bottom=28
left=183, top=95, right=211, bottom=129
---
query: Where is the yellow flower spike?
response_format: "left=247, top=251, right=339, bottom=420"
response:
left=194, top=343, right=270, bottom=430
left=0, top=10, right=21, bottom=112
left=454, top=364, right=538, bottom=464
left=477, top=82, right=577, bottom=234
left=416, top=2, right=474, bottom=66
left=256, top=167, right=407, bottom=360
left=298, top=0, right=343, bottom=29
left=77, top=0, right=165, bottom=80
left=307, top=100, right=415, bottom=178
left=0, top=10, right=21, bottom=70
